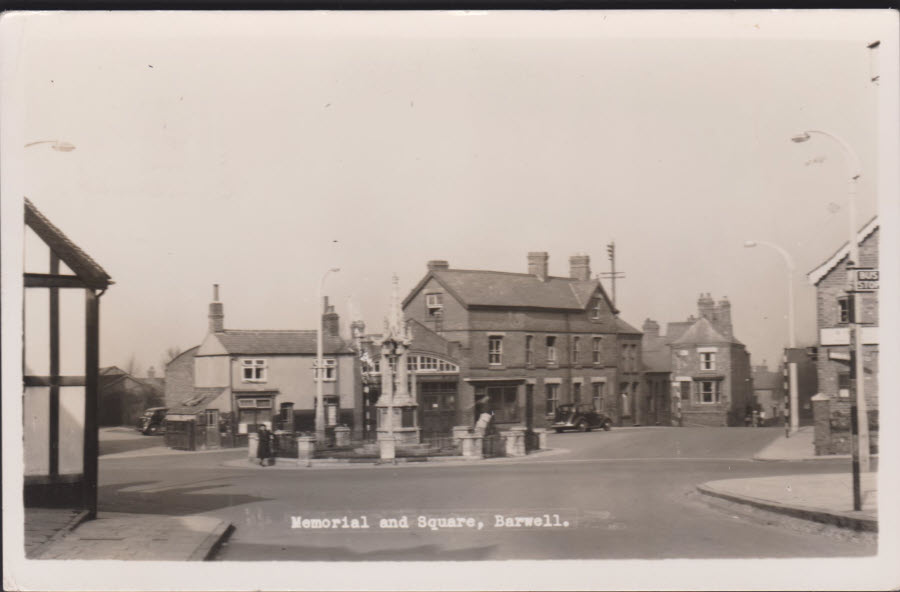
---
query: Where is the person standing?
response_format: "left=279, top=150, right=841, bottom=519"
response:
left=257, top=424, right=272, bottom=466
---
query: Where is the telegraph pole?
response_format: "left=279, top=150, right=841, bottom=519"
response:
left=600, top=241, right=626, bottom=307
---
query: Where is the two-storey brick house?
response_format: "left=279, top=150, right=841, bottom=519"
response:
left=646, top=294, right=752, bottom=427
left=387, top=252, right=643, bottom=435
left=164, top=287, right=362, bottom=448
left=808, top=217, right=879, bottom=455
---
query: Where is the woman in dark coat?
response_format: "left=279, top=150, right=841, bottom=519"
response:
left=256, top=425, right=272, bottom=466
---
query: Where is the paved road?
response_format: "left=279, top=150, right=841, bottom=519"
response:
left=96, top=427, right=876, bottom=561
left=98, top=427, right=165, bottom=456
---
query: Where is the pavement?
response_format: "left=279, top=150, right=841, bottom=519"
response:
left=25, top=427, right=235, bottom=561
left=30, top=512, right=233, bottom=560
left=696, top=425, right=879, bottom=532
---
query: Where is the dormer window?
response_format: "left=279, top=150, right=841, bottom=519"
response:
left=591, top=299, right=601, bottom=320
left=426, top=293, right=444, bottom=317
left=241, top=359, right=267, bottom=382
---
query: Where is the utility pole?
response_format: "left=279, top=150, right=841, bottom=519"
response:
left=599, top=241, right=626, bottom=307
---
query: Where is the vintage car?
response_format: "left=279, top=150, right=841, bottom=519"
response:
left=137, top=407, right=168, bottom=435
left=548, top=404, right=613, bottom=432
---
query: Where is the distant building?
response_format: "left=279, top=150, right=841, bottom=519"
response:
left=164, top=286, right=362, bottom=449
left=98, top=366, right=165, bottom=427
left=751, top=362, right=783, bottom=425
left=640, top=319, right=673, bottom=426
left=369, top=252, right=644, bottom=436
left=808, top=217, right=879, bottom=455
left=645, top=294, right=753, bottom=427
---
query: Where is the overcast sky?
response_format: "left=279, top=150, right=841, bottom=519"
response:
left=10, top=11, right=889, bottom=376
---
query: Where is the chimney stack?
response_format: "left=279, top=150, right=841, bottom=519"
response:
left=717, top=296, right=733, bottom=339
left=147, top=366, right=156, bottom=379
left=569, top=253, right=591, bottom=281
left=642, top=318, right=660, bottom=338
left=350, top=319, right=366, bottom=338
left=322, top=295, right=340, bottom=337
left=208, top=284, right=224, bottom=333
left=528, top=252, right=549, bottom=282
left=697, top=292, right=716, bottom=324
left=427, top=260, right=449, bottom=271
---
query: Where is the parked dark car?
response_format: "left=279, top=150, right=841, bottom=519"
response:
left=137, top=407, right=168, bottom=435
left=548, top=404, right=613, bottom=432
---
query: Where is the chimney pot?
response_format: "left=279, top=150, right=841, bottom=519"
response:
left=427, top=260, right=450, bottom=271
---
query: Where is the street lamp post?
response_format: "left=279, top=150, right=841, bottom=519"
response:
left=315, top=267, right=340, bottom=445
left=743, top=240, right=797, bottom=437
left=792, top=129, right=870, bottom=510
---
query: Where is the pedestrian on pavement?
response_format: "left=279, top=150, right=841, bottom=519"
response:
left=752, top=409, right=759, bottom=428
left=257, top=424, right=272, bottom=466
left=759, top=409, right=767, bottom=427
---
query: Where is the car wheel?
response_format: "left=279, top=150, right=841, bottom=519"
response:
left=602, top=421, right=612, bottom=431
left=148, top=425, right=158, bottom=435
left=577, top=420, right=589, bottom=432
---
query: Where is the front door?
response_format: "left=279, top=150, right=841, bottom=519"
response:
left=419, top=381, right=457, bottom=436
left=205, top=409, right=220, bottom=448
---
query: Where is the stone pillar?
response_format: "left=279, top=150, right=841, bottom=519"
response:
left=296, top=436, right=316, bottom=466
left=247, top=432, right=258, bottom=462
left=470, top=434, right=484, bottom=460
left=533, top=428, right=548, bottom=450
left=379, top=434, right=396, bottom=461
left=452, top=425, right=471, bottom=447
left=811, top=393, right=832, bottom=456
left=460, top=434, right=483, bottom=460
left=334, top=426, right=351, bottom=448
left=510, top=425, right=527, bottom=456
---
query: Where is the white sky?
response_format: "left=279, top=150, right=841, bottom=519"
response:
left=10, top=11, right=889, bottom=374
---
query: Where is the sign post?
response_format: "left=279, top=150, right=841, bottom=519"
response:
left=847, top=267, right=875, bottom=510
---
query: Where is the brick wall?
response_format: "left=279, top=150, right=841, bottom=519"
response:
left=812, top=226, right=879, bottom=454
left=165, top=346, right=198, bottom=407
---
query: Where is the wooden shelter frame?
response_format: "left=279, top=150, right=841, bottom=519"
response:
left=23, top=198, right=112, bottom=519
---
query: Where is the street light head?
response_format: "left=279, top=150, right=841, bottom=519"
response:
left=743, top=240, right=758, bottom=248
left=51, top=141, right=76, bottom=152
left=868, top=40, right=880, bottom=49
left=330, top=267, right=341, bottom=273
left=790, top=133, right=811, bottom=144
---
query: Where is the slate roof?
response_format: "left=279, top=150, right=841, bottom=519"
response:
left=671, top=316, right=743, bottom=346
left=25, top=198, right=112, bottom=290
left=615, top=317, right=642, bottom=336
left=214, top=330, right=355, bottom=355
left=665, top=320, right=695, bottom=343
left=168, top=388, right=227, bottom=415
left=408, top=269, right=615, bottom=312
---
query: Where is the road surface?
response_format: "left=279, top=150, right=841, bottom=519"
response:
left=95, top=426, right=876, bottom=561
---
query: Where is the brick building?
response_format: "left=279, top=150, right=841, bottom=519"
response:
left=164, top=287, right=362, bottom=449
left=641, top=319, right=673, bottom=426
left=98, top=366, right=165, bottom=427
left=751, top=362, right=783, bottom=425
left=645, top=294, right=753, bottom=427
left=367, top=252, right=644, bottom=435
left=808, top=217, right=879, bottom=455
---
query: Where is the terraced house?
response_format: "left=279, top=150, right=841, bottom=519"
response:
left=390, top=252, right=644, bottom=435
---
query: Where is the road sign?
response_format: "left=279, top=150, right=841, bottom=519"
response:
left=851, top=268, right=879, bottom=292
